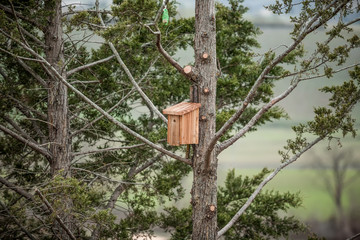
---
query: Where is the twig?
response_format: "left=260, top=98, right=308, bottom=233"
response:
left=71, top=167, right=146, bottom=185
left=0, top=124, right=52, bottom=159
left=67, top=55, right=115, bottom=76
left=34, top=189, right=76, bottom=240
left=95, top=0, right=168, bottom=124
left=346, top=232, right=360, bottom=240
left=72, top=143, right=146, bottom=156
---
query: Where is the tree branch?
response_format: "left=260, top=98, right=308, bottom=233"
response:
left=217, top=136, right=324, bottom=238
left=299, top=63, right=360, bottom=81
left=72, top=143, right=146, bottom=157
left=3, top=115, right=38, bottom=144
left=71, top=167, right=145, bottom=185
left=14, top=57, right=48, bottom=87
left=95, top=1, right=168, bottom=124
left=70, top=88, right=135, bottom=137
left=155, top=32, right=197, bottom=82
left=346, top=232, right=360, bottom=240
left=0, top=28, right=190, bottom=165
left=0, top=124, right=52, bottom=159
left=216, top=80, right=300, bottom=154
left=0, top=176, right=37, bottom=203
left=208, top=0, right=344, bottom=154
left=105, top=153, right=163, bottom=211
left=67, top=55, right=115, bottom=76
left=34, top=189, right=76, bottom=240
left=8, top=95, right=47, bottom=121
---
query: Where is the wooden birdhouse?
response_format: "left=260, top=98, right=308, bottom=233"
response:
left=163, top=102, right=201, bottom=146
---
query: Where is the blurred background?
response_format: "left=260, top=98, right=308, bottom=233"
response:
left=63, top=0, right=360, bottom=239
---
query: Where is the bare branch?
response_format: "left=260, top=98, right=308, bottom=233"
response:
left=3, top=115, right=37, bottom=144
left=8, top=95, right=47, bottom=121
left=0, top=124, right=52, bottom=159
left=217, top=136, right=323, bottom=238
left=154, top=32, right=198, bottom=82
left=300, top=63, right=360, bottom=81
left=0, top=28, right=190, bottom=165
left=0, top=176, right=37, bottom=203
left=90, top=153, right=164, bottom=239
left=72, top=143, right=146, bottom=157
left=62, top=9, right=112, bottom=17
left=0, top=47, right=45, bottom=63
left=216, top=80, right=300, bottom=154
left=34, top=189, right=76, bottom=240
left=346, top=232, right=360, bottom=240
left=71, top=167, right=145, bottom=185
left=67, top=55, right=115, bottom=76
left=16, top=58, right=47, bottom=88
left=209, top=0, right=345, bottom=152
left=105, top=153, right=163, bottom=211
left=95, top=2, right=168, bottom=124
left=70, top=87, right=135, bottom=137
left=0, top=65, right=9, bottom=80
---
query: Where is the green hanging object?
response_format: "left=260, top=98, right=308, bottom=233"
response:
left=162, top=7, right=169, bottom=25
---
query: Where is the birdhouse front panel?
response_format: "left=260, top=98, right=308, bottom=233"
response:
left=163, top=102, right=201, bottom=146
left=167, top=115, right=180, bottom=145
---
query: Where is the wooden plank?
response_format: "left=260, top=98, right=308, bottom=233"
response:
left=163, top=102, right=201, bottom=115
left=179, top=109, right=199, bottom=145
left=167, top=115, right=180, bottom=146
left=193, top=108, right=199, bottom=144
left=180, top=113, right=189, bottom=144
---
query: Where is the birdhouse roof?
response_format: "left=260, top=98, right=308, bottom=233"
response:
left=163, top=102, right=201, bottom=115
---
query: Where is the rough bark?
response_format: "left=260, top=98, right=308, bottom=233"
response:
left=44, top=1, right=73, bottom=238
left=44, top=0, right=72, bottom=177
left=191, top=1, right=218, bottom=239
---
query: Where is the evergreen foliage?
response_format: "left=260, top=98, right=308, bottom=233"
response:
left=161, top=169, right=305, bottom=240
left=0, top=0, right=359, bottom=239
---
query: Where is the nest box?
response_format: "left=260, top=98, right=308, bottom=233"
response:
left=163, top=102, right=201, bottom=146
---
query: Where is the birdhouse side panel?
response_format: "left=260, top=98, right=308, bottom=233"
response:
left=167, top=115, right=180, bottom=146
left=179, top=114, right=188, bottom=144
left=179, top=108, right=199, bottom=144
left=193, top=108, right=199, bottom=144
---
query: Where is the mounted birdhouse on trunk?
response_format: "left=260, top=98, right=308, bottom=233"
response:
left=163, top=102, right=201, bottom=146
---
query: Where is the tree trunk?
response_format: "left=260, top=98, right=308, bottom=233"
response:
left=44, top=0, right=72, bottom=177
left=191, top=1, right=218, bottom=239
left=44, top=1, right=73, bottom=238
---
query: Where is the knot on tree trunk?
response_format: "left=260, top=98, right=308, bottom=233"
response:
left=206, top=204, right=216, bottom=219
